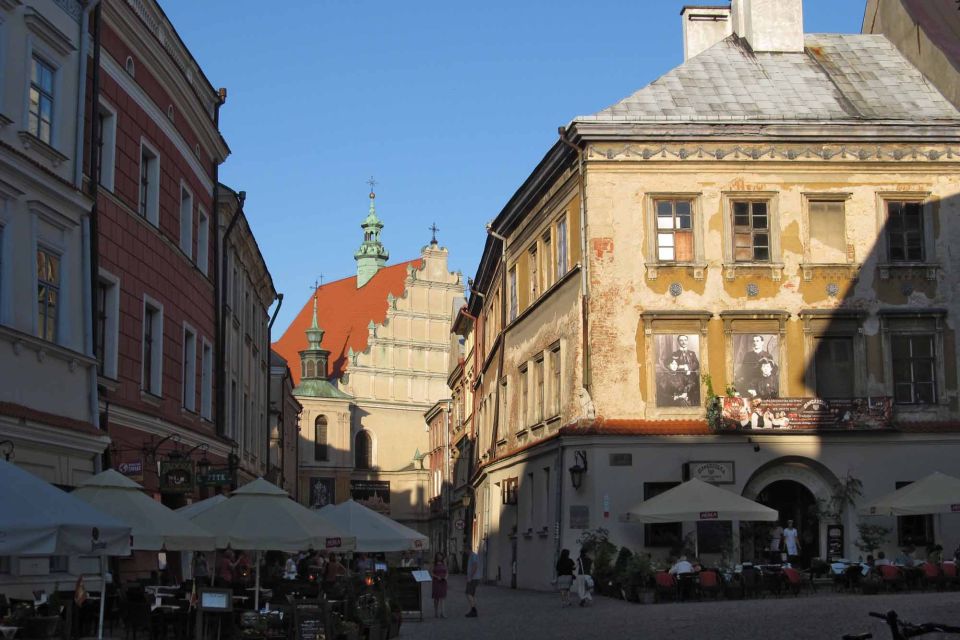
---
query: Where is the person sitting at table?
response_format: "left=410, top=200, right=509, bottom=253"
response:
left=875, top=551, right=891, bottom=567
left=283, top=554, right=298, bottom=581
left=668, top=555, right=694, bottom=575
left=234, top=551, right=252, bottom=588
left=894, top=548, right=915, bottom=568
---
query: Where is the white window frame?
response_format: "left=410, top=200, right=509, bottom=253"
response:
left=200, top=337, right=213, bottom=420
left=141, top=295, right=163, bottom=396
left=196, top=207, right=209, bottom=275
left=25, top=51, right=57, bottom=146
left=35, top=243, right=61, bottom=343
left=181, top=323, right=197, bottom=412
left=96, top=269, right=120, bottom=379
left=179, top=180, right=193, bottom=258
left=96, top=99, right=117, bottom=191
left=802, top=193, right=851, bottom=265
left=556, top=215, right=568, bottom=277
left=876, top=193, right=935, bottom=267
left=138, top=138, right=160, bottom=225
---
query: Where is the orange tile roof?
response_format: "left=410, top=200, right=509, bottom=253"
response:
left=273, top=260, right=421, bottom=385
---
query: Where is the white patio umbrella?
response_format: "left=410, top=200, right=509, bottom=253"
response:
left=72, top=470, right=216, bottom=551
left=175, top=494, right=228, bottom=519
left=318, top=499, right=429, bottom=552
left=188, top=478, right=355, bottom=610
left=0, top=459, right=131, bottom=556
left=858, top=471, right=960, bottom=516
left=629, top=478, right=779, bottom=555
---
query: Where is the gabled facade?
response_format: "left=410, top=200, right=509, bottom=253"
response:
left=461, top=0, right=960, bottom=590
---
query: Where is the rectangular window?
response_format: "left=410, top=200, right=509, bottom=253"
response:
left=895, top=481, right=934, bottom=546
left=892, top=334, right=936, bottom=404
left=813, top=337, right=854, bottom=398
left=95, top=273, right=120, bottom=378
left=535, top=356, right=544, bottom=423
left=520, top=365, right=529, bottom=427
left=886, top=201, right=924, bottom=262
left=96, top=101, right=117, bottom=191
left=542, top=231, right=552, bottom=289
left=314, top=416, right=328, bottom=462
left=179, top=184, right=193, bottom=258
left=229, top=380, right=237, bottom=438
left=732, top=200, right=770, bottom=262
left=499, top=378, right=508, bottom=432
left=29, top=57, right=54, bottom=144
left=656, top=199, right=693, bottom=262
left=808, top=200, right=846, bottom=264
left=182, top=326, right=196, bottom=412
left=200, top=339, right=213, bottom=419
left=644, top=482, right=682, bottom=547
left=142, top=300, right=163, bottom=396
left=556, top=217, right=568, bottom=277
left=197, top=209, right=209, bottom=275
left=550, top=345, right=561, bottom=417
left=36, top=247, right=60, bottom=343
left=139, top=142, right=160, bottom=224
left=528, top=244, right=538, bottom=300
left=508, top=267, right=518, bottom=322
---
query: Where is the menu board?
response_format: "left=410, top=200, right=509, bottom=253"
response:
left=394, top=570, right=422, bottom=618
left=199, top=589, right=233, bottom=612
left=294, top=604, right=327, bottom=640
left=827, top=524, right=844, bottom=562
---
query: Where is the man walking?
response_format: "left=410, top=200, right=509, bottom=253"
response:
left=465, top=549, right=480, bottom=618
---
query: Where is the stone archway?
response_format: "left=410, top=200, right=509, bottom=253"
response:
left=741, top=457, right=842, bottom=564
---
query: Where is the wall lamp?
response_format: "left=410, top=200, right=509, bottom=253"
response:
left=0, top=440, right=14, bottom=461
left=568, top=450, right=588, bottom=489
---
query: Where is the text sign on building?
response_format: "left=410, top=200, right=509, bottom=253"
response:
left=699, top=511, right=719, bottom=520
left=117, top=460, right=144, bottom=482
left=199, top=468, right=231, bottom=487
left=717, top=397, right=893, bottom=431
left=684, top=461, right=735, bottom=484
left=159, top=460, right=194, bottom=493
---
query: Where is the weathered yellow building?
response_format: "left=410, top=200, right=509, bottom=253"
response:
left=460, top=0, right=960, bottom=589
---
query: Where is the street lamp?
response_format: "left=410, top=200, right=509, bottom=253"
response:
left=0, top=440, right=14, bottom=461
left=568, top=450, right=588, bottom=490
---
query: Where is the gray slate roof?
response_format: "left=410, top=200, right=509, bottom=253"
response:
left=576, top=34, right=960, bottom=123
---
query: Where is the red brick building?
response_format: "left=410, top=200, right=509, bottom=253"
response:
left=86, top=0, right=232, bottom=505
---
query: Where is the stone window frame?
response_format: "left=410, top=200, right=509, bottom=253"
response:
left=800, top=192, right=858, bottom=280
left=640, top=310, right=712, bottom=418
left=719, top=310, right=790, bottom=398
left=798, top=309, right=866, bottom=399
left=879, top=309, right=948, bottom=410
left=643, top=192, right=706, bottom=281
left=518, top=363, right=529, bottom=430
left=721, top=191, right=784, bottom=280
left=875, top=191, right=938, bottom=281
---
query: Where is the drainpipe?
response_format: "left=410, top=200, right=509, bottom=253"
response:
left=266, top=293, right=283, bottom=483
left=557, top=127, right=590, bottom=392
left=217, top=187, right=242, bottom=442
left=555, top=442, right=565, bottom=572
left=212, top=89, right=226, bottom=438
left=483, top=227, right=507, bottom=457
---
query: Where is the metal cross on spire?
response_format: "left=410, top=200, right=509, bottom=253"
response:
left=309, top=274, right=324, bottom=296
left=366, top=176, right=377, bottom=195
left=429, top=222, right=439, bottom=244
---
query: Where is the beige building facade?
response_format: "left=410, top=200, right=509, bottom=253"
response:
left=462, top=0, right=960, bottom=590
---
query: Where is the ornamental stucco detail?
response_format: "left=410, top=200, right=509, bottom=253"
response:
left=588, top=144, right=960, bottom=163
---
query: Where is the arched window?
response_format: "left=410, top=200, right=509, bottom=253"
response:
left=305, top=359, right=316, bottom=379
left=354, top=430, right=372, bottom=469
left=314, top=415, right=328, bottom=461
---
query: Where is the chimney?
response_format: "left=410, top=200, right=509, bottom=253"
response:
left=681, top=6, right=733, bottom=61
left=731, top=0, right=805, bottom=53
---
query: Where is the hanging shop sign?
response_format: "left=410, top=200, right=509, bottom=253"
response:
left=159, top=459, right=194, bottom=493
left=683, top=461, right=735, bottom=484
left=717, top=397, right=892, bottom=432
left=199, top=467, right=232, bottom=487
left=117, top=459, right=144, bottom=482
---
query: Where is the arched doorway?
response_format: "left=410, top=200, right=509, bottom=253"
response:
left=754, top=480, right=819, bottom=567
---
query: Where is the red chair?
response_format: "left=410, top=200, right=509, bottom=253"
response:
left=919, top=562, right=943, bottom=590
left=697, top=569, right=721, bottom=599
left=941, top=562, right=958, bottom=588
left=654, top=571, right=677, bottom=602
left=879, top=565, right=904, bottom=591
left=782, top=567, right=805, bottom=596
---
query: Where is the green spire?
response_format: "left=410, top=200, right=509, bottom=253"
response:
left=354, top=188, right=389, bottom=288
left=305, top=294, right=324, bottom=349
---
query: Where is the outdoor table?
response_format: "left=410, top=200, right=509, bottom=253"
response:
left=0, top=625, right=19, bottom=640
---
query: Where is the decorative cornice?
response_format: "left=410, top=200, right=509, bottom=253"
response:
left=106, top=403, right=233, bottom=459
left=586, top=143, right=960, bottom=163
left=24, top=8, right=76, bottom=55
left=17, top=131, right=69, bottom=167
left=52, top=0, right=82, bottom=22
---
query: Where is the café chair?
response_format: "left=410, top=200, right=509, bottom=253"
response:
left=920, top=563, right=944, bottom=590
left=878, top=565, right=905, bottom=591
left=697, top=569, right=722, bottom=599
left=653, top=571, right=677, bottom=603
left=942, top=562, right=958, bottom=588
left=781, top=568, right=805, bottom=596
left=740, top=566, right=764, bottom=599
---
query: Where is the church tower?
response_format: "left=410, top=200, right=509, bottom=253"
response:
left=354, top=189, right=389, bottom=288
left=294, top=294, right=350, bottom=399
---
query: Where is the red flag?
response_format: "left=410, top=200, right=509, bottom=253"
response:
left=74, top=576, right=87, bottom=607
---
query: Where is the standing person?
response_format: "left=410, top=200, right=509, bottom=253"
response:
left=430, top=553, right=448, bottom=618
left=283, top=554, right=298, bottom=580
left=783, top=519, right=801, bottom=565
left=555, top=549, right=575, bottom=608
left=217, top=549, right=235, bottom=586
left=193, top=552, right=210, bottom=587
left=768, top=523, right=784, bottom=564
left=575, top=549, right=593, bottom=607
left=465, top=549, right=480, bottom=618
left=400, top=551, right=414, bottom=568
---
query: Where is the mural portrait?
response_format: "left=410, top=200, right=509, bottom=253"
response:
left=655, top=334, right=701, bottom=407
left=733, top=334, right=780, bottom=399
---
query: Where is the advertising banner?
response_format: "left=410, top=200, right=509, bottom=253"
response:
left=350, top=480, right=390, bottom=514
left=718, top=396, right=893, bottom=431
left=159, top=459, right=195, bottom=493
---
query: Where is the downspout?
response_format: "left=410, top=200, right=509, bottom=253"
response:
left=266, top=293, right=283, bottom=483
left=483, top=228, right=507, bottom=457
left=558, top=127, right=590, bottom=392
left=217, top=187, right=242, bottom=444
left=555, top=442, right=565, bottom=571
left=212, top=88, right=226, bottom=439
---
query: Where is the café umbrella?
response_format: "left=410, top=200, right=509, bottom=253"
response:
left=72, top=470, right=216, bottom=551
left=858, top=471, right=960, bottom=548
left=318, top=499, right=429, bottom=552
left=188, top=478, right=355, bottom=610
left=628, top=478, right=779, bottom=555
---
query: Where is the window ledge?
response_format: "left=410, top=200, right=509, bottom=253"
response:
left=97, top=375, right=119, bottom=393
left=139, top=390, right=162, bottom=406
left=0, top=323, right=96, bottom=369
left=646, top=262, right=707, bottom=281
left=723, top=262, right=785, bottom=281
left=515, top=428, right=528, bottom=438
left=0, top=113, right=13, bottom=127
left=17, top=131, right=69, bottom=167
left=878, top=263, right=939, bottom=281
left=800, top=263, right=860, bottom=281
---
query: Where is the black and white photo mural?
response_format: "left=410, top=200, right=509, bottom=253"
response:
left=655, top=333, right=701, bottom=406
left=733, top=333, right=780, bottom=399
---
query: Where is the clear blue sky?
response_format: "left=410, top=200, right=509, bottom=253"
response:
left=161, top=0, right=866, bottom=336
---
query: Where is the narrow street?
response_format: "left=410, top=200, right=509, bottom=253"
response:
left=401, top=575, right=960, bottom=640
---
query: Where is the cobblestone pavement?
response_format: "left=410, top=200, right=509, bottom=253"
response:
left=400, top=575, right=960, bottom=640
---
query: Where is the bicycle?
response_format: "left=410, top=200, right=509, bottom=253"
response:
left=842, top=610, right=960, bottom=640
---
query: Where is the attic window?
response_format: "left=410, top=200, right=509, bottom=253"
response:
left=125, top=56, right=135, bottom=77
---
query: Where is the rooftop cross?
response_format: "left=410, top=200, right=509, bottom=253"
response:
left=366, top=176, right=377, bottom=197
left=309, top=274, right=324, bottom=297
left=429, top=222, right=439, bottom=244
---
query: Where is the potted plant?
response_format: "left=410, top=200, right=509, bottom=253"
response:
left=334, top=619, right=359, bottom=640
left=626, top=553, right=654, bottom=604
